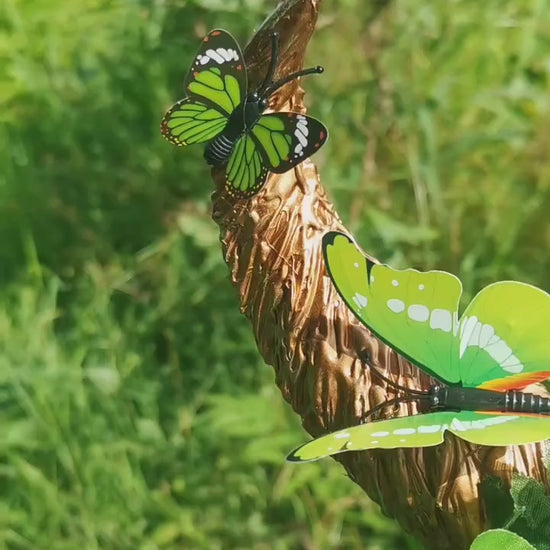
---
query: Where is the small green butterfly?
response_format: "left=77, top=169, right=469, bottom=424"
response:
left=287, top=231, right=550, bottom=462
left=160, top=29, right=328, bottom=198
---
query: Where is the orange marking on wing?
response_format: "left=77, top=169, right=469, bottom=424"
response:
left=193, top=71, right=198, bottom=77
left=237, top=64, right=242, bottom=71
left=478, top=371, right=550, bottom=391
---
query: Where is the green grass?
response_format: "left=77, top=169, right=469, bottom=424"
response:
left=1, top=0, right=549, bottom=548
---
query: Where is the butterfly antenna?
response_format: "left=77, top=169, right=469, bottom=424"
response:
left=260, top=65, right=324, bottom=100
left=362, top=395, right=429, bottom=423
left=258, top=32, right=279, bottom=93
left=358, top=349, right=428, bottom=397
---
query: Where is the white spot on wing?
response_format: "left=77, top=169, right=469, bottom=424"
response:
left=479, top=324, right=495, bottom=347
left=387, top=299, right=405, bottom=313
left=393, top=428, right=416, bottom=435
left=334, top=432, right=351, bottom=440
left=449, top=415, right=519, bottom=433
left=459, top=315, right=478, bottom=358
left=293, top=117, right=309, bottom=156
left=297, top=122, right=308, bottom=136
left=485, top=339, right=512, bottom=364
left=408, top=304, right=430, bottom=322
left=469, top=322, right=482, bottom=347
left=371, top=431, right=390, bottom=437
left=417, top=424, right=442, bottom=434
left=501, top=354, right=522, bottom=373
left=459, top=317, right=524, bottom=373
left=430, top=309, right=453, bottom=332
left=205, top=48, right=224, bottom=64
left=295, top=129, right=308, bottom=147
left=392, top=280, right=399, bottom=287
left=353, top=293, right=368, bottom=309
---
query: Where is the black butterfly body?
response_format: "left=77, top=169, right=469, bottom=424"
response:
left=204, top=90, right=267, bottom=167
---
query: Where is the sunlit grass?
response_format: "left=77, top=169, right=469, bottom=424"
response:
left=1, top=0, right=549, bottom=548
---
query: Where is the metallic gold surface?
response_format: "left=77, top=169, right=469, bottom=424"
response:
left=209, top=1, right=549, bottom=548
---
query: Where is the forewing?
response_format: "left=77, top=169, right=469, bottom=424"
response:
left=251, top=113, right=327, bottom=173
left=225, top=134, right=268, bottom=198
left=160, top=99, right=227, bottom=146
left=183, top=29, right=246, bottom=115
left=456, top=281, right=550, bottom=388
left=287, top=412, right=456, bottom=462
left=323, top=231, right=461, bottom=383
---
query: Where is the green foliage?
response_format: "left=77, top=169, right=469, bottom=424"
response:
left=479, top=476, right=514, bottom=528
left=471, top=529, right=536, bottom=550
left=479, top=470, right=550, bottom=549
left=506, top=474, right=550, bottom=550
left=1, top=0, right=550, bottom=549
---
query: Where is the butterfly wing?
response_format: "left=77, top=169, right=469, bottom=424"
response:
left=224, top=134, right=269, bottom=198
left=287, top=411, right=550, bottom=462
left=160, top=29, right=246, bottom=147
left=251, top=113, right=327, bottom=173
left=287, top=413, right=455, bottom=462
left=183, top=28, right=246, bottom=116
left=451, top=412, right=550, bottom=446
left=224, top=113, right=327, bottom=198
left=456, top=281, right=550, bottom=389
left=323, top=231, right=462, bottom=384
left=160, top=99, right=229, bottom=146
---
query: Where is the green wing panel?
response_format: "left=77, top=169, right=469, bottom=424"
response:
left=323, top=231, right=462, bottom=383
left=251, top=113, right=327, bottom=172
left=225, top=134, right=268, bottom=198
left=287, top=412, right=456, bottom=462
left=187, top=68, right=242, bottom=115
left=160, top=99, right=227, bottom=146
left=251, top=115, right=290, bottom=169
left=287, top=411, right=550, bottom=462
left=456, top=281, right=550, bottom=388
left=448, top=411, right=550, bottom=446
left=183, top=29, right=246, bottom=115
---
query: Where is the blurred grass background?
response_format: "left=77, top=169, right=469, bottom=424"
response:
left=1, top=0, right=549, bottom=548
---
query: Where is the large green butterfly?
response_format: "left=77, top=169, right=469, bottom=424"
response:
left=160, top=29, right=328, bottom=198
left=288, top=231, right=550, bottom=462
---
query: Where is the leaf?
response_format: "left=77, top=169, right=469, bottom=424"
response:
left=479, top=476, right=514, bottom=528
left=508, top=476, right=550, bottom=550
left=470, top=529, right=536, bottom=550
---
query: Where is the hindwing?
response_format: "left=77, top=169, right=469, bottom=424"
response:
left=251, top=113, right=327, bottom=173
left=160, top=99, right=228, bottom=146
left=225, top=134, right=268, bottom=198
